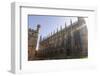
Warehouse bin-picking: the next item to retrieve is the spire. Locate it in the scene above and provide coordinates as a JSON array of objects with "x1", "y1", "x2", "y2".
[
  {"x1": 70, "y1": 19, "x2": 72, "y2": 26},
  {"x1": 57, "y1": 27, "x2": 58, "y2": 33},
  {"x1": 60, "y1": 25, "x2": 62, "y2": 31},
  {"x1": 70, "y1": 19, "x2": 73, "y2": 33},
  {"x1": 65, "y1": 22, "x2": 67, "y2": 28},
  {"x1": 51, "y1": 32, "x2": 52, "y2": 36}
]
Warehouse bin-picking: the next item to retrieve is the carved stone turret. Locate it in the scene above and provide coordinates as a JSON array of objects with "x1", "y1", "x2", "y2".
[
  {"x1": 70, "y1": 19, "x2": 72, "y2": 26},
  {"x1": 37, "y1": 24, "x2": 41, "y2": 32},
  {"x1": 78, "y1": 17, "x2": 86, "y2": 25},
  {"x1": 65, "y1": 22, "x2": 67, "y2": 28}
]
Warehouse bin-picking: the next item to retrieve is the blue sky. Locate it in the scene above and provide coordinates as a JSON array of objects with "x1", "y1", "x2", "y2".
[{"x1": 28, "y1": 15, "x2": 78, "y2": 38}]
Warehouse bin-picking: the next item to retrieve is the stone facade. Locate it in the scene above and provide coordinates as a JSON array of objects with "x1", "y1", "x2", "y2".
[{"x1": 37, "y1": 17, "x2": 88, "y2": 59}]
